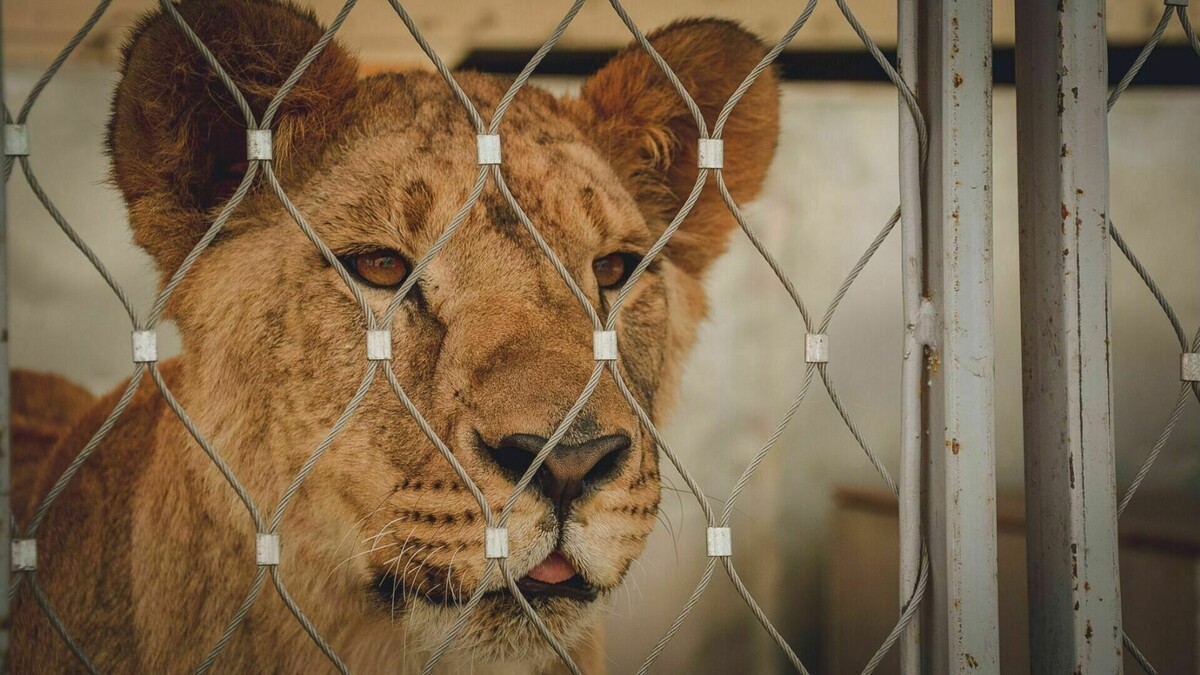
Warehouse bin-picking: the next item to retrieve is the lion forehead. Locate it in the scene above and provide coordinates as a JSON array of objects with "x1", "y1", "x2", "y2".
[{"x1": 295, "y1": 73, "x2": 650, "y2": 256}]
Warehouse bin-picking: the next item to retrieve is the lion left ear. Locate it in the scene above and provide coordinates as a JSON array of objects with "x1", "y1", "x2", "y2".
[
  {"x1": 107, "y1": 0, "x2": 359, "y2": 278},
  {"x1": 569, "y1": 19, "x2": 781, "y2": 277}
]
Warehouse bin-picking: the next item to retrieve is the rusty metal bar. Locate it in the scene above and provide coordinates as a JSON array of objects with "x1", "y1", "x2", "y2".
[
  {"x1": 917, "y1": 0, "x2": 1001, "y2": 671},
  {"x1": 0, "y1": 0, "x2": 12, "y2": 668},
  {"x1": 1015, "y1": 0, "x2": 1124, "y2": 673}
]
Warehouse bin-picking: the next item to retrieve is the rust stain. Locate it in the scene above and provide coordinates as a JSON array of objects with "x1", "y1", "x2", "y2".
[
  {"x1": 1061, "y1": 203, "x2": 1071, "y2": 220},
  {"x1": 1085, "y1": 621, "x2": 1094, "y2": 641},
  {"x1": 953, "y1": 73, "x2": 964, "y2": 88},
  {"x1": 965, "y1": 653, "x2": 980, "y2": 669},
  {"x1": 951, "y1": 438, "x2": 961, "y2": 455}
]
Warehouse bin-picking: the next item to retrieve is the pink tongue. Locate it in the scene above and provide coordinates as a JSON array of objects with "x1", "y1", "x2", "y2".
[{"x1": 527, "y1": 551, "x2": 576, "y2": 584}]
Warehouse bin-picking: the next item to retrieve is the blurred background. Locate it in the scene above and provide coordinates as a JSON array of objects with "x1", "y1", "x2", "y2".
[{"x1": 4, "y1": 1, "x2": 1199, "y2": 672}]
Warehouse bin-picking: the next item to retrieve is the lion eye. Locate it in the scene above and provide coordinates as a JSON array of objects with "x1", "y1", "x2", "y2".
[
  {"x1": 345, "y1": 249, "x2": 410, "y2": 288},
  {"x1": 593, "y1": 253, "x2": 640, "y2": 290}
]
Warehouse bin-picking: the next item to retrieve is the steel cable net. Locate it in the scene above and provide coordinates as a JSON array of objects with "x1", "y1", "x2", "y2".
[
  {"x1": 1104, "y1": 4, "x2": 1200, "y2": 674},
  {"x1": 2, "y1": 0, "x2": 931, "y2": 672}
]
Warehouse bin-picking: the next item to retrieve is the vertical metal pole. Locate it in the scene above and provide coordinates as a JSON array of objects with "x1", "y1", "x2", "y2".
[
  {"x1": 917, "y1": 0, "x2": 1001, "y2": 671},
  {"x1": 0, "y1": 0, "x2": 12, "y2": 669},
  {"x1": 896, "y1": 0, "x2": 925, "y2": 672},
  {"x1": 1015, "y1": 1, "x2": 1123, "y2": 673}
]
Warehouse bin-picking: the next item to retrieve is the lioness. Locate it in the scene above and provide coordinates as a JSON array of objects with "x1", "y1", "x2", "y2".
[{"x1": 12, "y1": 0, "x2": 779, "y2": 671}]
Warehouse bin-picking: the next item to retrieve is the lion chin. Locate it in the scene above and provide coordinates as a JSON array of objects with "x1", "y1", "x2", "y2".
[
  {"x1": 407, "y1": 595, "x2": 603, "y2": 666},
  {"x1": 10, "y1": 0, "x2": 779, "y2": 672}
]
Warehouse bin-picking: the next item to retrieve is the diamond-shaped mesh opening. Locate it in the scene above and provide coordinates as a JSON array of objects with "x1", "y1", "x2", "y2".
[{"x1": 1102, "y1": 6, "x2": 1200, "y2": 674}]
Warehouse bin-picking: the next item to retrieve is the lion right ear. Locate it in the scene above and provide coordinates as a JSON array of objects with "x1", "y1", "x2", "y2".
[
  {"x1": 107, "y1": 0, "x2": 359, "y2": 276},
  {"x1": 570, "y1": 19, "x2": 780, "y2": 278}
]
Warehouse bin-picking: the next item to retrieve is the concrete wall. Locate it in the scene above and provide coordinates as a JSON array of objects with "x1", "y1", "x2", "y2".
[{"x1": 6, "y1": 64, "x2": 1199, "y2": 672}]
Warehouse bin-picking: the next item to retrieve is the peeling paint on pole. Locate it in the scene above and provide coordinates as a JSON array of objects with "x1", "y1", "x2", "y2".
[
  {"x1": 1016, "y1": 0, "x2": 1124, "y2": 672},
  {"x1": 917, "y1": 0, "x2": 1001, "y2": 671}
]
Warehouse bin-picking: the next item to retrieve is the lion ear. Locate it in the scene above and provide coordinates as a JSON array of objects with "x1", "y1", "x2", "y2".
[
  {"x1": 571, "y1": 19, "x2": 780, "y2": 276},
  {"x1": 107, "y1": 0, "x2": 359, "y2": 275}
]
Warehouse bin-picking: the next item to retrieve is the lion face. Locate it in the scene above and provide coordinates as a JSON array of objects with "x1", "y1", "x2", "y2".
[{"x1": 107, "y1": 0, "x2": 778, "y2": 664}]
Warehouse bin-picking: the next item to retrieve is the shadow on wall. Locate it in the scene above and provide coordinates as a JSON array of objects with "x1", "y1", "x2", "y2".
[{"x1": 6, "y1": 68, "x2": 1200, "y2": 672}]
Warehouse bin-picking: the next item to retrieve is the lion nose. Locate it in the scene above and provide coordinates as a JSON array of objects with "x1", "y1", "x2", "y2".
[{"x1": 484, "y1": 433, "x2": 632, "y2": 511}]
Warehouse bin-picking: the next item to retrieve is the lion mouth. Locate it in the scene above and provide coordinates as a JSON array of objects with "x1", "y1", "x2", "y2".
[
  {"x1": 515, "y1": 550, "x2": 597, "y2": 601},
  {"x1": 514, "y1": 574, "x2": 596, "y2": 601},
  {"x1": 369, "y1": 550, "x2": 598, "y2": 608}
]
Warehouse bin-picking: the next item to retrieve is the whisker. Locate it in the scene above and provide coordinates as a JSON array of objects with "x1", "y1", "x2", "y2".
[
  {"x1": 325, "y1": 487, "x2": 400, "y2": 585},
  {"x1": 386, "y1": 544, "x2": 408, "y2": 623},
  {"x1": 408, "y1": 544, "x2": 447, "y2": 601},
  {"x1": 445, "y1": 543, "x2": 466, "y2": 605}
]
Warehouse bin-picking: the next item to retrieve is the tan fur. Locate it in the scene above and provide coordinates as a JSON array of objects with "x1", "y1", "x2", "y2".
[
  {"x1": 10, "y1": 371, "x2": 95, "y2": 522},
  {"x1": 12, "y1": 1, "x2": 779, "y2": 672}
]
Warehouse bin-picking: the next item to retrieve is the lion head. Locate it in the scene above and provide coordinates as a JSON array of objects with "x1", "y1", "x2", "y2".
[{"x1": 98, "y1": 0, "x2": 778, "y2": 669}]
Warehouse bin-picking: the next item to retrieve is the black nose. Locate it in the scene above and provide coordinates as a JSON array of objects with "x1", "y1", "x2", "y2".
[{"x1": 483, "y1": 433, "x2": 632, "y2": 511}]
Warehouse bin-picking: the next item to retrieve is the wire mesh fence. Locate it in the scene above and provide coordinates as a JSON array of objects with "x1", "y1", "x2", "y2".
[
  {"x1": 1, "y1": 0, "x2": 947, "y2": 671},
  {"x1": 1104, "y1": 4, "x2": 1200, "y2": 674},
  {"x1": 39, "y1": 0, "x2": 1200, "y2": 670}
]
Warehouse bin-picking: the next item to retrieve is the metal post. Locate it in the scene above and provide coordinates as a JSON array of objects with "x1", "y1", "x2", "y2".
[
  {"x1": 896, "y1": 0, "x2": 925, "y2": 672},
  {"x1": 917, "y1": 0, "x2": 1001, "y2": 672},
  {"x1": 0, "y1": 0, "x2": 12, "y2": 669},
  {"x1": 1015, "y1": 1, "x2": 1123, "y2": 673}
]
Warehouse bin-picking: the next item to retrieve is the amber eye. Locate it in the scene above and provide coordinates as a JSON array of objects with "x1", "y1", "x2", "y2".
[
  {"x1": 344, "y1": 249, "x2": 410, "y2": 288},
  {"x1": 593, "y1": 252, "x2": 640, "y2": 290}
]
